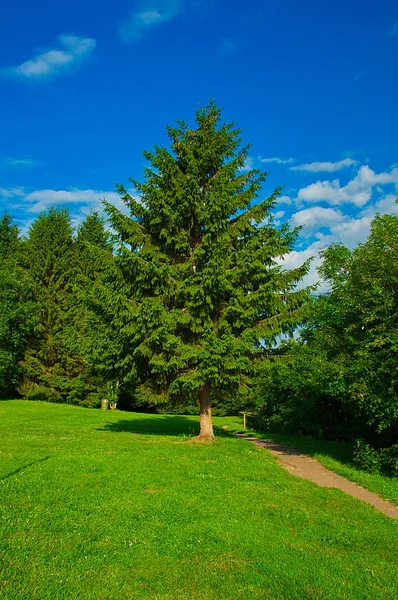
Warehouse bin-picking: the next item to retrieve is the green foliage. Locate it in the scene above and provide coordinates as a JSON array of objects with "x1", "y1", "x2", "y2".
[
  {"x1": 0, "y1": 215, "x2": 38, "y2": 396},
  {"x1": 76, "y1": 210, "x2": 113, "y2": 278},
  {"x1": 0, "y1": 212, "x2": 19, "y2": 260},
  {"x1": 257, "y1": 214, "x2": 398, "y2": 475},
  {"x1": 18, "y1": 208, "x2": 77, "y2": 400},
  {"x1": 256, "y1": 342, "x2": 352, "y2": 440},
  {"x1": 14, "y1": 208, "x2": 107, "y2": 406},
  {"x1": 353, "y1": 440, "x2": 398, "y2": 477},
  {"x1": 92, "y1": 102, "x2": 312, "y2": 416}
]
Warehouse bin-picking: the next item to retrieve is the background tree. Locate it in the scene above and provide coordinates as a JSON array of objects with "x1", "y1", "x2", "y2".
[
  {"x1": 257, "y1": 213, "x2": 398, "y2": 474},
  {"x1": 68, "y1": 211, "x2": 115, "y2": 406},
  {"x1": 18, "y1": 208, "x2": 77, "y2": 401},
  {"x1": 0, "y1": 214, "x2": 37, "y2": 396},
  {"x1": 93, "y1": 102, "x2": 313, "y2": 439},
  {"x1": 0, "y1": 212, "x2": 19, "y2": 260},
  {"x1": 319, "y1": 214, "x2": 398, "y2": 460}
]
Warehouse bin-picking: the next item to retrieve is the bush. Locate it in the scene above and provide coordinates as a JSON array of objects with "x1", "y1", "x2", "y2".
[{"x1": 353, "y1": 440, "x2": 398, "y2": 477}]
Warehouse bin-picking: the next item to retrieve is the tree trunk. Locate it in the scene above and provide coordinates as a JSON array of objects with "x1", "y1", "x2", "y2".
[{"x1": 198, "y1": 382, "x2": 214, "y2": 440}]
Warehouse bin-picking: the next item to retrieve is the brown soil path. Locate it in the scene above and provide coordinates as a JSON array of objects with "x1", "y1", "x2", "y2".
[{"x1": 234, "y1": 434, "x2": 398, "y2": 520}]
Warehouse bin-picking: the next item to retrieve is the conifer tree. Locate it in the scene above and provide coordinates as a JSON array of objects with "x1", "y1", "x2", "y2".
[
  {"x1": 100, "y1": 102, "x2": 312, "y2": 439},
  {"x1": 0, "y1": 213, "x2": 37, "y2": 396},
  {"x1": 76, "y1": 211, "x2": 112, "y2": 278},
  {"x1": 19, "y1": 208, "x2": 79, "y2": 401},
  {"x1": 0, "y1": 212, "x2": 19, "y2": 260},
  {"x1": 67, "y1": 211, "x2": 115, "y2": 405}
]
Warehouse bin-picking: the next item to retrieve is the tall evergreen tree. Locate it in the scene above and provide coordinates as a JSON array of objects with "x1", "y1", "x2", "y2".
[
  {"x1": 18, "y1": 208, "x2": 78, "y2": 401},
  {"x1": 0, "y1": 213, "x2": 37, "y2": 396},
  {"x1": 76, "y1": 211, "x2": 112, "y2": 278},
  {"x1": 97, "y1": 103, "x2": 312, "y2": 438},
  {"x1": 66, "y1": 211, "x2": 115, "y2": 405},
  {"x1": 0, "y1": 212, "x2": 19, "y2": 260}
]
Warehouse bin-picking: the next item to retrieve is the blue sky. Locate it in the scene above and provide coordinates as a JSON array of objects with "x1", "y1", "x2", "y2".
[{"x1": 1, "y1": 0, "x2": 397, "y2": 286}]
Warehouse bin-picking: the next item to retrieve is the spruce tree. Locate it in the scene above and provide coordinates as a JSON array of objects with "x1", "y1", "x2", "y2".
[
  {"x1": 67, "y1": 211, "x2": 115, "y2": 405},
  {"x1": 0, "y1": 212, "x2": 19, "y2": 260},
  {"x1": 100, "y1": 102, "x2": 312, "y2": 439},
  {"x1": 76, "y1": 211, "x2": 112, "y2": 278},
  {"x1": 0, "y1": 213, "x2": 37, "y2": 396},
  {"x1": 19, "y1": 208, "x2": 78, "y2": 401}
]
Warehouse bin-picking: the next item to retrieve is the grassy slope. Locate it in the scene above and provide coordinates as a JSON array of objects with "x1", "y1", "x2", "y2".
[
  {"x1": 233, "y1": 430, "x2": 398, "y2": 507},
  {"x1": 0, "y1": 401, "x2": 397, "y2": 600}
]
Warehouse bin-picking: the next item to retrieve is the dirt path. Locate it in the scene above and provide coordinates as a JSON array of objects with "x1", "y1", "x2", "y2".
[{"x1": 234, "y1": 434, "x2": 398, "y2": 520}]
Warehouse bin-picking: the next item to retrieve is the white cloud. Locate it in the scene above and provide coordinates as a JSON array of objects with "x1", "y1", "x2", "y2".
[
  {"x1": 278, "y1": 195, "x2": 292, "y2": 205},
  {"x1": 279, "y1": 185, "x2": 398, "y2": 291},
  {"x1": 4, "y1": 157, "x2": 39, "y2": 168},
  {"x1": 119, "y1": 0, "x2": 183, "y2": 42},
  {"x1": 297, "y1": 165, "x2": 398, "y2": 207},
  {"x1": 23, "y1": 189, "x2": 118, "y2": 213},
  {"x1": 2, "y1": 34, "x2": 96, "y2": 80},
  {"x1": 387, "y1": 22, "x2": 398, "y2": 36},
  {"x1": 328, "y1": 215, "x2": 372, "y2": 246},
  {"x1": 361, "y1": 193, "x2": 398, "y2": 217},
  {"x1": 0, "y1": 187, "x2": 134, "y2": 216},
  {"x1": 291, "y1": 158, "x2": 357, "y2": 172},
  {"x1": 278, "y1": 241, "x2": 324, "y2": 291},
  {"x1": 0, "y1": 187, "x2": 26, "y2": 198},
  {"x1": 292, "y1": 206, "x2": 343, "y2": 235},
  {"x1": 279, "y1": 214, "x2": 374, "y2": 292},
  {"x1": 261, "y1": 157, "x2": 294, "y2": 165}
]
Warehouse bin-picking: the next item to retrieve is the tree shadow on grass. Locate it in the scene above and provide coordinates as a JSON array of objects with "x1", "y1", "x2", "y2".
[
  {"x1": 98, "y1": 414, "x2": 232, "y2": 438},
  {"x1": 1, "y1": 456, "x2": 50, "y2": 481}
]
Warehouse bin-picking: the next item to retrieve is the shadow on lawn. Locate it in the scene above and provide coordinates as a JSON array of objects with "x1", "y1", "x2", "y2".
[
  {"x1": 98, "y1": 414, "x2": 232, "y2": 438},
  {"x1": 253, "y1": 431, "x2": 355, "y2": 467},
  {"x1": 1, "y1": 456, "x2": 50, "y2": 481}
]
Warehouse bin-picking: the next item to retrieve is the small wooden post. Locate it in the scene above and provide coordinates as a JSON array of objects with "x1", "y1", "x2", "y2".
[
  {"x1": 243, "y1": 413, "x2": 247, "y2": 429},
  {"x1": 101, "y1": 399, "x2": 109, "y2": 411}
]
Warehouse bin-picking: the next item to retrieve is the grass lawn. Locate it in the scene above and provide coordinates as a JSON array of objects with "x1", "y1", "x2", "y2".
[
  {"x1": 1, "y1": 401, "x2": 397, "y2": 600},
  {"x1": 249, "y1": 432, "x2": 398, "y2": 507}
]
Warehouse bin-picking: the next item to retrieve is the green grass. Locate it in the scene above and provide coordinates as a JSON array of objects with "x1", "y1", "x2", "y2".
[
  {"x1": 1, "y1": 401, "x2": 397, "y2": 600},
  {"x1": 243, "y1": 432, "x2": 398, "y2": 507}
]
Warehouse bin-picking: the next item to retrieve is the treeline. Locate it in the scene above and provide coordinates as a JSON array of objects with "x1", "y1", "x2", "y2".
[{"x1": 0, "y1": 209, "x2": 113, "y2": 407}]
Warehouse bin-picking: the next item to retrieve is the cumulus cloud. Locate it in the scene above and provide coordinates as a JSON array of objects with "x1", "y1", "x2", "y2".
[
  {"x1": 292, "y1": 206, "x2": 344, "y2": 235},
  {"x1": 297, "y1": 165, "x2": 398, "y2": 207},
  {"x1": 279, "y1": 213, "x2": 374, "y2": 292},
  {"x1": 361, "y1": 193, "x2": 398, "y2": 217},
  {"x1": 291, "y1": 158, "x2": 357, "y2": 172},
  {"x1": 328, "y1": 215, "x2": 372, "y2": 246},
  {"x1": 0, "y1": 187, "x2": 133, "y2": 215},
  {"x1": 278, "y1": 195, "x2": 292, "y2": 205},
  {"x1": 1, "y1": 34, "x2": 96, "y2": 80},
  {"x1": 279, "y1": 180, "x2": 398, "y2": 291},
  {"x1": 277, "y1": 241, "x2": 324, "y2": 290},
  {"x1": 261, "y1": 157, "x2": 294, "y2": 165},
  {"x1": 119, "y1": 0, "x2": 183, "y2": 42}
]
